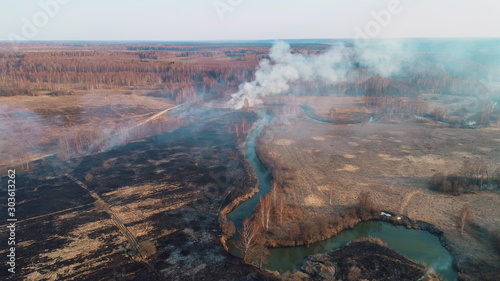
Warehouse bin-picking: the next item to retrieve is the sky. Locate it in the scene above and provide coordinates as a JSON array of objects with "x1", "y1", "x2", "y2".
[{"x1": 0, "y1": 0, "x2": 499, "y2": 42}]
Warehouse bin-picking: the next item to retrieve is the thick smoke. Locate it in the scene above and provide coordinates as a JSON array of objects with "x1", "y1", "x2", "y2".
[
  {"x1": 356, "y1": 39, "x2": 413, "y2": 77},
  {"x1": 227, "y1": 41, "x2": 350, "y2": 109},
  {"x1": 227, "y1": 40, "x2": 413, "y2": 109}
]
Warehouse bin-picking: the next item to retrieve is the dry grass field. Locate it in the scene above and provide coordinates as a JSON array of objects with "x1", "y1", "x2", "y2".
[
  {"x1": 0, "y1": 91, "x2": 182, "y2": 169},
  {"x1": 257, "y1": 95, "x2": 500, "y2": 280},
  {"x1": 0, "y1": 40, "x2": 498, "y2": 280}
]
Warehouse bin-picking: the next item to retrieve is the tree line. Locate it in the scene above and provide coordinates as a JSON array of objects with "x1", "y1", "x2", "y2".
[{"x1": 224, "y1": 183, "x2": 378, "y2": 268}]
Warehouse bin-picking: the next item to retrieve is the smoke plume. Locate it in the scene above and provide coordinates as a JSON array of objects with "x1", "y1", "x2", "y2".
[{"x1": 227, "y1": 40, "x2": 413, "y2": 109}]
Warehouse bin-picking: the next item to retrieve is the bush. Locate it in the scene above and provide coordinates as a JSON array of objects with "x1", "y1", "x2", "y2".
[
  {"x1": 221, "y1": 220, "x2": 236, "y2": 237},
  {"x1": 84, "y1": 173, "x2": 94, "y2": 182},
  {"x1": 47, "y1": 90, "x2": 74, "y2": 96},
  {"x1": 347, "y1": 266, "x2": 362, "y2": 281},
  {"x1": 0, "y1": 88, "x2": 34, "y2": 96},
  {"x1": 430, "y1": 172, "x2": 478, "y2": 195},
  {"x1": 356, "y1": 191, "x2": 375, "y2": 218},
  {"x1": 492, "y1": 231, "x2": 500, "y2": 255},
  {"x1": 138, "y1": 241, "x2": 157, "y2": 258}
]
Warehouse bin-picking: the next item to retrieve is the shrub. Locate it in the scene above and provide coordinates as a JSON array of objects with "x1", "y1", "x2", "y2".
[
  {"x1": 492, "y1": 230, "x2": 500, "y2": 255},
  {"x1": 138, "y1": 241, "x2": 157, "y2": 258},
  {"x1": 347, "y1": 266, "x2": 362, "y2": 281},
  {"x1": 0, "y1": 88, "x2": 34, "y2": 96},
  {"x1": 84, "y1": 173, "x2": 94, "y2": 182},
  {"x1": 221, "y1": 220, "x2": 236, "y2": 237},
  {"x1": 356, "y1": 191, "x2": 375, "y2": 218}
]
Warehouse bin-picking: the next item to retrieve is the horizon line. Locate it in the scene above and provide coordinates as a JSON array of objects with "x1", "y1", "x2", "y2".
[{"x1": 1, "y1": 36, "x2": 499, "y2": 44}]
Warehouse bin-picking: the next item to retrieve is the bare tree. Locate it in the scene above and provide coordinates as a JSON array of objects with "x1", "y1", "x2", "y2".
[
  {"x1": 236, "y1": 219, "x2": 261, "y2": 262},
  {"x1": 243, "y1": 98, "x2": 250, "y2": 111},
  {"x1": 460, "y1": 204, "x2": 472, "y2": 236},
  {"x1": 270, "y1": 182, "x2": 278, "y2": 207},
  {"x1": 277, "y1": 191, "x2": 285, "y2": 225},
  {"x1": 480, "y1": 101, "x2": 494, "y2": 127},
  {"x1": 258, "y1": 196, "x2": 266, "y2": 229},
  {"x1": 472, "y1": 160, "x2": 488, "y2": 187},
  {"x1": 432, "y1": 107, "x2": 447, "y2": 125},
  {"x1": 357, "y1": 191, "x2": 374, "y2": 216},
  {"x1": 249, "y1": 239, "x2": 270, "y2": 269},
  {"x1": 258, "y1": 195, "x2": 272, "y2": 231},
  {"x1": 459, "y1": 160, "x2": 474, "y2": 178},
  {"x1": 328, "y1": 184, "x2": 335, "y2": 206},
  {"x1": 460, "y1": 159, "x2": 488, "y2": 188}
]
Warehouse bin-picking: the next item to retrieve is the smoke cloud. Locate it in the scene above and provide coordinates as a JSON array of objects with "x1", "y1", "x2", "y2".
[
  {"x1": 226, "y1": 40, "x2": 413, "y2": 109},
  {"x1": 356, "y1": 39, "x2": 413, "y2": 77}
]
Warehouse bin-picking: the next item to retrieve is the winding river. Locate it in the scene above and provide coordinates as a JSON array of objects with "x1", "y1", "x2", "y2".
[{"x1": 226, "y1": 110, "x2": 457, "y2": 281}]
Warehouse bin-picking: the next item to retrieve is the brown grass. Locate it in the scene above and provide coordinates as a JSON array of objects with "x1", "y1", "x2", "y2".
[
  {"x1": 257, "y1": 95, "x2": 500, "y2": 277},
  {"x1": 0, "y1": 92, "x2": 178, "y2": 167}
]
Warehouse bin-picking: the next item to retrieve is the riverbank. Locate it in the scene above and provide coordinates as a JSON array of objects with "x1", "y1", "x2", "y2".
[
  {"x1": 219, "y1": 110, "x2": 268, "y2": 252},
  {"x1": 288, "y1": 238, "x2": 439, "y2": 281},
  {"x1": 255, "y1": 107, "x2": 500, "y2": 280},
  {"x1": 219, "y1": 109, "x2": 459, "y2": 280}
]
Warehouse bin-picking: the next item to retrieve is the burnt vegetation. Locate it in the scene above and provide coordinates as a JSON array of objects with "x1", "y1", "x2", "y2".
[
  {"x1": 1, "y1": 40, "x2": 499, "y2": 280},
  {"x1": 430, "y1": 159, "x2": 499, "y2": 195},
  {"x1": 287, "y1": 238, "x2": 430, "y2": 281},
  {"x1": 0, "y1": 110, "x2": 276, "y2": 281}
]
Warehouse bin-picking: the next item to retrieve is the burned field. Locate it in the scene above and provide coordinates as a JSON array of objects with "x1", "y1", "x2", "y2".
[
  {"x1": 0, "y1": 109, "x2": 276, "y2": 281},
  {"x1": 295, "y1": 239, "x2": 430, "y2": 281},
  {"x1": 0, "y1": 39, "x2": 499, "y2": 281}
]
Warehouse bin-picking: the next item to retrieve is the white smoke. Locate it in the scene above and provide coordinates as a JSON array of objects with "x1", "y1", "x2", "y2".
[
  {"x1": 227, "y1": 41, "x2": 351, "y2": 109},
  {"x1": 356, "y1": 39, "x2": 412, "y2": 77},
  {"x1": 226, "y1": 40, "x2": 413, "y2": 109}
]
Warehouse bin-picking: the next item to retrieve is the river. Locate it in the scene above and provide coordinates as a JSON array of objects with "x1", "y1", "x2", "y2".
[{"x1": 226, "y1": 109, "x2": 457, "y2": 281}]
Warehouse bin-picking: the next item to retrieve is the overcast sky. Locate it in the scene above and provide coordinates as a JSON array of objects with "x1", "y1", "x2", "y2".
[{"x1": 1, "y1": 0, "x2": 499, "y2": 41}]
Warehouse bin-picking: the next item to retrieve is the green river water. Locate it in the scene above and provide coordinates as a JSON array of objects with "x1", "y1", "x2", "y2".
[{"x1": 227, "y1": 110, "x2": 457, "y2": 281}]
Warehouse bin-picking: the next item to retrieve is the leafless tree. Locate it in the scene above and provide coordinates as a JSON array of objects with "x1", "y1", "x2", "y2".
[
  {"x1": 249, "y1": 240, "x2": 270, "y2": 269},
  {"x1": 258, "y1": 195, "x2": 272, "y2": 231},
  {"x1": 236, "y1": 219, "x2": 261, "y2": 262},
  {"x1": 460, "y1": 204, "x2": 472, "y2": 236},
  {"x1": 328, "y1": 184, "x2": 335, "y2": 206},
  {"x1": 432, "y1": 107, "x2": 447, "y2": 125},
  {"x1": 243, "y1": 98, "x2": 250, "y2": 111},
  {"x1": 277, "y1": 191, "x2": 285, "y2": 225},
  {"x1": 357, "y1": 191, "x2": 374, "y2": 216},
  {"x1": 270, "y1": 182, "x2": 278, "y2": 207}
]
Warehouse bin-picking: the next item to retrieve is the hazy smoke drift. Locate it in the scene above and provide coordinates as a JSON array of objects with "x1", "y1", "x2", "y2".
[
  {"x1": 227, "y1": 40, "x2": 412, "y2": 109},
  {"x1": 227, "y1": 41, "x2": 350, "y2": 109}
]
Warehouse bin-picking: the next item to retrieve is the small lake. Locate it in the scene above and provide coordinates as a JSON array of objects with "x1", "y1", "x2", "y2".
[{"x1": 226, "y1": 110, "x2": 457, "y2": 281}]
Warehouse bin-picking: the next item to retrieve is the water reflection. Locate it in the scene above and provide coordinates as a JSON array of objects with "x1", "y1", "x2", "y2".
[{"x1": 266, "y1": 221, "x2": 456, "y2": 281}]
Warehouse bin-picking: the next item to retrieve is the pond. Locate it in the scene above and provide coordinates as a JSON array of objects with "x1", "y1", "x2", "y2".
[{"x1": 226, "y1": 110, "x2": 457, "y2": 281}]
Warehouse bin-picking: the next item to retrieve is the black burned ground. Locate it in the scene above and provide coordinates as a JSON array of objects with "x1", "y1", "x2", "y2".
[{"x1": 0, "y1": 109, "x2": 277, "y2": 281}]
